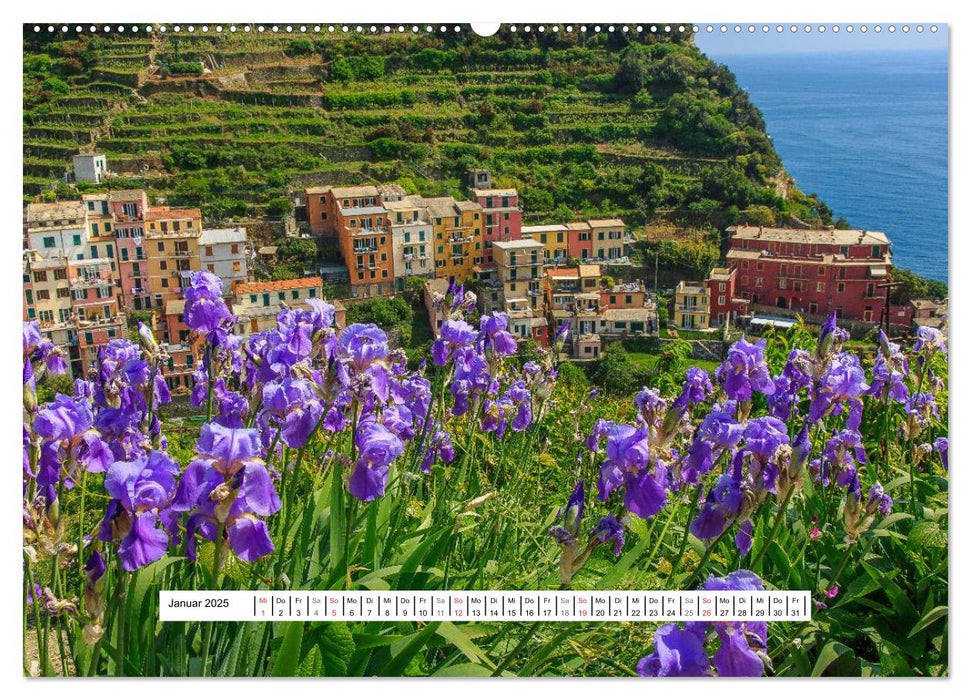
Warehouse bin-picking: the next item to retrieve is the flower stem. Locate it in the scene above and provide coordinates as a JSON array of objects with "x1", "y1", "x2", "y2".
[
  {"x1": 750, "y1": 487, "x2": 795, "y2": 570},
  {"x1": 666, "y1": 483, "x2": 703, "y2": 584},
  {"x1": 199, "y1": 523, "x2": 225, "y2": 677}
]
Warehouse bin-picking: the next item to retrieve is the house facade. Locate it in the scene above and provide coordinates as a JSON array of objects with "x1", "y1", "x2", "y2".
[
  {"x1": 473, "y1": 188, "x2": 522, "y2": 265},
  {"x1": 726, "y1": 225, "x2": 893, "y2": 323}
]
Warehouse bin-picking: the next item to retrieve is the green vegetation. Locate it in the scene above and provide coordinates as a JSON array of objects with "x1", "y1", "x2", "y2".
[{"x1": 23, "y1": 27, "x2": 829, "y2": 232}]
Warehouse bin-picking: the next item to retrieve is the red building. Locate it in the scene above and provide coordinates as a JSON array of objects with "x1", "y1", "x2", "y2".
[
  {"x1": 705, "y1": 267, "x2": 750, "y2": 327},
  {"x1": 566, "y1": 222, "x2": 593, "y2": 260},
  {"x1": 473, "y1": 188, "x2": 522, "y2": 265},
  {"x1": 726, "y1": 226, "x2": 893, "y2": 323}
]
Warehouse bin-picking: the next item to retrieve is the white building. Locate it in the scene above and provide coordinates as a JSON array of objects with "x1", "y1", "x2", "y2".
[
  {"x1": 72, "y1": 153, "x2": 108, "y2": 184},
  {"x1": 199, "y1": 227, "x2": 248, "y2": 294},
  {"x1": 385, "y1": 196, "x2": 434, "y2": 289},
  {"x1": 24, "y1": 201, "x2": 90, "y2": 261}
]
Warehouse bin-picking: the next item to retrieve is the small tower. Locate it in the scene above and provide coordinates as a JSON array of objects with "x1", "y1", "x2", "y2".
[{"x1": 467, "y1": 168, "x2": 491, "y2": 191}]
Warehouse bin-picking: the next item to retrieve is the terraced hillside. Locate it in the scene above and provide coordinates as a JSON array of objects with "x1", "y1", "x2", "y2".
[{"x1": 24, "y1": 26, "x2": 834, "y2": 234}]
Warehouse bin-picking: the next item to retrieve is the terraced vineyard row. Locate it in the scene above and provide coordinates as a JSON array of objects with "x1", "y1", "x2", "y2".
[{"x1": 24, "y1": 26, "x2": 830, "y2": 235}]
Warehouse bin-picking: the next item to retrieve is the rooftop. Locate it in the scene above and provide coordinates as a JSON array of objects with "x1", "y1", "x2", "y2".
[
  {"x1": 677, "y1": 281, "x2": 708, "y2": 295},
  {"x1": 473, "y1": 188, "x2": 517, "y2": 198},
  {"x1": 422, "y1": 197, "x2": 459, "y2": 219},
  {"x1": 383, "y1": 195, "x2": 426, "y2": 210},
  {"x1": 25, "y1": 201, "x2": 87, "y2": 225},
  {"x1": 330, "y1": 185, "x2": 380, "y2": 199},
  {"x1": 708, "y1": 267, "x2": 735, "y2": 282},
  {"x1": 108, "y1": 189, "x2": 146, "y2": 202},
  {"x1": 729, "y1": 225, "x2": 890, "y2": 247},
  {"x1": 565, "y1": 221, "x2": 592, "y2": 231},
  {"x1": 200, "y1": 227, "x2": 247, "y2": 245},
  {"x1": 424, "y1": 277, "x2": 450, "y2": 295},
  {"x1": 341, "y1": 206, "x2": 388, "y2": 217},
  {"x1": 578, "y1": 264, "x2": 601, "y2": 278},
  {"x1": 376, "y1": 184, "x2": 407, "y2": 198},
  {"x1": 522, "y1": 224, "x2": 568, "y2": 234},
  {"x1": 455, "y1": 200, "x2": 482, "y2": 212},
  {"x1": 493, "y1": 239, "x2": 544, "y2": 251},
  {"x1": 604, "y1": 308, "x2": 655, "y2": 322},
  {"x1": 257, "y1": 245, "x2": 278, "y2": 255},
  {"x1": 587, "y1": 218, "x2": 626, "y2": 228},
  {"x1": 145, "y1": 206, "x2": 202, "y2": 222},
  {"x1": 546, "y1": 268, "x2": 579, "y2": 279},
  {"x1": 236, "y1": 276, "x2": 323, "y2": 294}
]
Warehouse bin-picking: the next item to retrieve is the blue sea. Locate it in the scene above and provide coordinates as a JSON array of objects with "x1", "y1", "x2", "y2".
[{"x1": 701, "y1": 50, "x2": 948, "y2": 282}]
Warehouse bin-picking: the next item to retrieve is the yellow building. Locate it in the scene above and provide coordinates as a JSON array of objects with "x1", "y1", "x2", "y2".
[
  {"x1": 143, "y1": 207, "x2": 203, "y2": 339},
  {"x1": 521, "y1": 224, "x2": 569, "y2": 265},
  {"x1": 672, "y1": 280, "x2": 711, "y2": 331},
  {"x1": 424, "y1": 197, "x2": 483, "y2": 282}
]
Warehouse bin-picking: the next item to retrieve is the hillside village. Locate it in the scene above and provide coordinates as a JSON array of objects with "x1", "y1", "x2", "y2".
[{"x1": 24, "y1": 156, "x2": 945, "y2": 392}]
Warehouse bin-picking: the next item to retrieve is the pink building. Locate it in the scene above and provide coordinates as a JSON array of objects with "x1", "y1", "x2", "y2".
[
  {"x1": 473, "y1": 188, "x2": 522, "y2": 265},
  {"x1": 107, "y1": 190, "x2": 152, "y2": 312},
  {"x1": 566, "y1": 222, "x2": 593, "y2": 260}
]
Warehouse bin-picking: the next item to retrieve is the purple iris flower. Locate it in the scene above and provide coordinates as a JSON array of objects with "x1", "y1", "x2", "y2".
[
  {"x1": 683, "y1": 402, "x2": 743, "y2": 484},
  {"x1": 933, "y1": 436, "x2": 948, "y2": 470},
  {"x1": 702, "y1": 570, "x2": 768, "y2": 677},
  {"x1": 450, "y1": 346, "x2": 494, "y2": 417},
  {"x1": 173, "y1": 423, "x2": 281, "y2": 563},
  {"x1": 347, "y1": 419, "x2": 405, "y2": 502},
  {"x1": 596, "y1": 423, "x2": 667, "y2": 519},
  {"x1": 818, "y1": 429, "x2": 867, "y2": 489},
  {"x1": 637, "y1": 623, "x2": 711, "y2": 677},
  {"x1": 338, "y1": 323, "x2": 391, "y2": 402},
  {"x1": 184, "y1": 271, "x2": 234, "y2": 342},
  {"x1": 682, "y1": 367, "x2": 714, "y2": 405},
  {"x1": 816, "y1": 312, "x2": 838, "y2": 360},
  {"x1": 479, "y1": 312, "x2": 518, "y2": 357},
  {"x1": 549, "y1": 480, "x2": 585, "y2": 546},
  {"x1": 716, "y1": 337, "x2": 775, "y2": 402},
  {"x1": 913, "y1": 325, "x2": 947, "y2": 360},
  {"x1": 98, "y1": 451, "x2": 180, "y2": 571},
  {"x1": 734, "y1": 519, "x2": 754, "y2": 556},
  {"x1": 260, "y1": 378, "x2": 324, "y2": 449},
  {"x1": 419, "y1": 427, "x2": 454, "y2": 472},
  {"x1": 866, "y1": 482, "x2": 893, "y2": 517},
  {"x1": 691, "y1": 462, "x2": 745, "y2": 540},
  {"x1": 633, "y1": 387, "x2": 667, "y2": 433},
  {"x1": 34, "y1": 395, "x2": 113, "y2": 476},
  {"x1": 23, "y1": 321, "x2": 68, "y2": 381},
  {"x1": 431, "y1": 319, "x2": 478, "y2": 367},
  {"x1": 590, "y1": 514, "x2": 625, "y2": 556},
  {"x1": 809, "y1": 353, "x2": 868, "y2": 430},
  {"x1": 905, "y1": 391, "x2": 940, "y2": 431}
]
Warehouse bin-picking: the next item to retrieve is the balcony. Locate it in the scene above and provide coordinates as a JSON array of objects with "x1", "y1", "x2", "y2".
[
  {"x1": 70, "y1": 276, "x2": 112, "y2": 289},
  {"x1": 675, "y1": 305, "x2": 706, "y2": 313},
  {"x1": 353, "y1": 245, "x2": 377, "y2": 254}
]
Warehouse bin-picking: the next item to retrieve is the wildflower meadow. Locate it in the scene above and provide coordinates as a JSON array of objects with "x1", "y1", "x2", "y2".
[{"x1": 23, "y1": 272, "x2": 948, "y2": 677}]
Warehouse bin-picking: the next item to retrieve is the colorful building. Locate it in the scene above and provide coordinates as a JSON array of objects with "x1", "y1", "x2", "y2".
[
  {"x1": 426, "y1": 197, "x2": 484, "y2": 283},
  {"x1": 385, "y1": 196, "x2": 434, "y2": 288},
  {"x1": 473, "y1": 187, "x2": 522, "y2": 264},
  {"x1": 200, "y1": 227, "x2": 248, "y2": 294},
  {"x1": 107, "y1": 190, "x2": 152, "y2": 312},
  {"x1": 521, "y1": 224, "x2": 569, "y2": 266},
  {"x1": 566, "y1": 222, "x2": 594, "y2": 260},
  {"x1": 24, "y1": 201, "x2": 89, "y2": 261},
  {"x1": 143, "y1": 206, "x2": 203, "y2": 342},
  {"x1": 232, "y1": 277, "x2": 324, "y2": 336},
  {"x1": 726, "y1": 225, "x2": 893, "y2": 323},
  {"x1": 587, "y1": 219, "x2": 633, "y2": 263},
  {"x1": 672, "y1": 280, "x2": 711, "y2": 330},
  {"x1": 492, "y1": 238, "x2": 548, "y2": 346}
]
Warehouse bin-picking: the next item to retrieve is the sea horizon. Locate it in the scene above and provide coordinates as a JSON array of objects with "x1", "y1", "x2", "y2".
[{"x1": 698, "y1": 45, "x2": 948, "y2": 284}]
